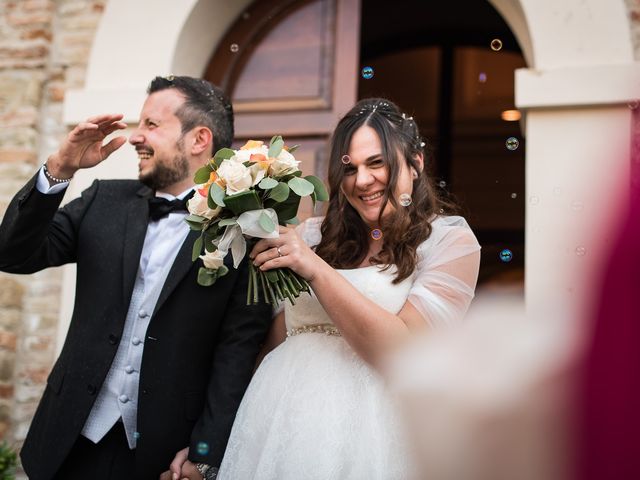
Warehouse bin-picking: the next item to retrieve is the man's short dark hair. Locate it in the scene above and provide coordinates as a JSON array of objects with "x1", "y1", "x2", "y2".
[{"x1": 148, "y1": 75, "x2": 234, "y2": 153}]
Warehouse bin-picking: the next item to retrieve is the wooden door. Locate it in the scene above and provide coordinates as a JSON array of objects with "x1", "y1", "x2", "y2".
[{"x1": 204, "y1": 0, "x2": 360, "y2": 218}]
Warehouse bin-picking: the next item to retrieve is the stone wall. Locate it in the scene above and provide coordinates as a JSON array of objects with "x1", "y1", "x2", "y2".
[{"x1": 0, "y1": 0, "x2": 105, "y2": 463}]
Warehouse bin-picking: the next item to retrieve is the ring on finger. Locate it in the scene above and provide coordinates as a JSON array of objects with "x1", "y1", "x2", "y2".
[{"x1": 276, "y1": 246, "x2": 284, "y2": 257}]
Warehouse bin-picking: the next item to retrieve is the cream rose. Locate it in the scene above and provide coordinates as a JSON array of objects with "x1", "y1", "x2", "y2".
[
  {"x1": 199, "y1": 249, "x2": 226, "y2": 269},
  {"x1": 269, "y1": 149, "x2": 300, "y2": 177},
  {"x1": 187, "y1": 192, "x2": 221, "y2": 219},
  {"x1": 217, "y1": 159, "x2": 253, "y2": 194}
]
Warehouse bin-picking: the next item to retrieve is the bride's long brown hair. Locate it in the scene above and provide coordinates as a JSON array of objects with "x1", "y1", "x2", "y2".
[{"x1": 315, "y1": 98, "x2": 459, "y2": 283}]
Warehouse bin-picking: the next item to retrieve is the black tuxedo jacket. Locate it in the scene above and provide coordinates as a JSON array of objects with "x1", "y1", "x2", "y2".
[{"x1": 0, "y1": 173, "x2": 272, "y2": 479}]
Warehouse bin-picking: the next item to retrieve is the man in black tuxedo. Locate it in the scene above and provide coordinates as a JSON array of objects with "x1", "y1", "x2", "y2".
[{"x1": 0, "y1": 76, "x2": 272, "y2": 480}]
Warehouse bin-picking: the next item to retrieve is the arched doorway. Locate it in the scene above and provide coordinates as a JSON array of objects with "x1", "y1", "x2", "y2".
[
  {"x1": 59, "y1": 0, "x2": 637, "y2": 348},
  {"x1": 204, "y1": 0, "x2": 527, "y2": 288}
]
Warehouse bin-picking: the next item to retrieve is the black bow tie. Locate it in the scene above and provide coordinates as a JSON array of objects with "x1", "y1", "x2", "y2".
[{"x1": 148, "y1": 192, "x2": 193, "y2": 221}]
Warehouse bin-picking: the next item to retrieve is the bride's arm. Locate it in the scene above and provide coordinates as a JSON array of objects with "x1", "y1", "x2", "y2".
[
  {"x1": 251, "y1": 226, "x2": 480, "y2": 368},
  {"x1": 254, "y1": 311, "x2": 286, "y2": 369}
]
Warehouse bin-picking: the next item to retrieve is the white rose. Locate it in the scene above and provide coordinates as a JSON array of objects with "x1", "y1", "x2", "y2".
[
  {"x1": 231, "y1": 145, "x2": 270, "y2": 163},
  {"x1": 199, "y1": 249, "x2": 226, "y2": 269},
  {"x1": 269, "y1": 149, "x2": 300, "y2": 177},
  {"x1": 187, "y1": 192, "x2": 221, "y2": 219},
  {"x1": 217, "y1": 159, "x2": 253, "y2": 194}
]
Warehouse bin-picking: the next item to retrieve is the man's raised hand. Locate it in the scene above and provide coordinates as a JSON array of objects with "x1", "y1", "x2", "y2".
[{"x1": 46, "y1": 113, "x2": 128, "y2": 179}]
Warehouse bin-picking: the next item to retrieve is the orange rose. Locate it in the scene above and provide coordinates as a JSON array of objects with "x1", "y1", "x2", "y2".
[{"x1": 240, "y1": 140, "x2": 264, "y2": 150}]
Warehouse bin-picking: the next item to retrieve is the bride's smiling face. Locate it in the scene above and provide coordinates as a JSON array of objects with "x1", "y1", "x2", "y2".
[{"x1": 341, "y1": 125, "x2": 418, "y2": 227}]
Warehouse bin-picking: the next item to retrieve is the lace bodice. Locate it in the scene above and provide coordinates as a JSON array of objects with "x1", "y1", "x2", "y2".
[{"x1": 285, "y1": 215, "x2": 481, "y2": 329}]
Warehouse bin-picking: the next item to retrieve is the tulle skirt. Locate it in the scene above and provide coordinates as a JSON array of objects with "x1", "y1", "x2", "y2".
[{"x1": 218, "y1": 333, "x2": 413, "y2": 479}]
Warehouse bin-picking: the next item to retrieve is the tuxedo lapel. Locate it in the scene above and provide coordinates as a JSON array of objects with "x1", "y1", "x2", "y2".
[
  {"x1": 122, "y1": 186, "x2": 152, "y2": 305},
  {"x1": 153, "y1": 229, "x2": 199, "y2": 316}
]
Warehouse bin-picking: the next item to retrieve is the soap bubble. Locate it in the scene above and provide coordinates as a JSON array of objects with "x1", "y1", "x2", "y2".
[
  {"x1": 399, "y1": 193, "x2": 412, "y2": 206},
  {"x1": 499, "y1": 249, "x2": 513, "y2": 262},
  {"x1": 506, "y1": 137, "x2": 519, "y2": 151},
  {"x1": 196, "y1": 442, "x2": 209, "y2": 455}
]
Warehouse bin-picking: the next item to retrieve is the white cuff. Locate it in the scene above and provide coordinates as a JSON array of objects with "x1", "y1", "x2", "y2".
[{"x1": 36, "y1": 166, "x2": 69, "y2": 195}]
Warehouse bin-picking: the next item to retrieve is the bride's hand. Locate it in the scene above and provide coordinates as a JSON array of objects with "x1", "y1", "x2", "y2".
[{"x1": 250, "y1": 226, "x2": 321, "y2": 281}]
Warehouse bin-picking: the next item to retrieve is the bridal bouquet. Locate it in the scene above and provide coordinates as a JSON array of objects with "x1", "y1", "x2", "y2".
[{"x1": 185, "y1": 136, "x2": 328, "y2": 305}]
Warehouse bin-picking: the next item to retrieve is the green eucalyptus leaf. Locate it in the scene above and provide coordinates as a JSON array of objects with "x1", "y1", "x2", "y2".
[
  {"x1": 288, "y1": 177, "x2": 315, "y2": 197},
  {"x1": 185, "y1": 214, "x2": 207, "y2": 224},
  {"x1": 285, "y1": 216, "x2": 300, "y2": 225},
  {"x1": 304, "y1": 175, "x2": 329, "y2": 201},
  {"x1": 258, "y1": 177, "x2": 279, "y2": 190},
  {"x1": 258, "y1": 211, "x2": 276, "y2": 233},
  {"x1": 209, "y1": 183, "x2": 226, "y2": 207},
  {"x1": 191, "y1": 235, "x2": 204, "y2": 262},
  {"x1": 269, "y1": 135, "x2": 280, "y2": 146},
  {"x1": 286, "y1": 144, "x2": 300, "y2": 153},
  {"x1": 268, "y1": 136, "x2": 284, "y2": 158},
  {"x1": 218, "y1": 217, "x2": 238, "y2": 227},
  {"x1": 224, "y1": 190, "x2": 262, "y2": 215},
  {"x1": 272, "y1": 192, "x2": 301, "y2": 222},
  {"x1": 268, "y1": 182, "x2": 290, "y2": 202},
  {"x1": 213, "y1": 147, "x2": 236, "y2": 167},
  {"x1": 194, "y1": 166, "x2": 212, "y2": 184},
  {"x1": 197, "y1": 267, "x2": 218, "y2": 286}
]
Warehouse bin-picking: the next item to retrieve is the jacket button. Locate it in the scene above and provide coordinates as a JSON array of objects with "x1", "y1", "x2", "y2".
[
  {"x1": 108, "y1": 334, "x2": 118, "y2": 345},
  {"x1": 87, "y1": 384, "x2": 97, "y2": 395}
]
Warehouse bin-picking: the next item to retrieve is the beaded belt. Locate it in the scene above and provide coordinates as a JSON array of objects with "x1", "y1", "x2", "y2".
[{"x1": 286, "y1": 323, "x2": 341, "y2": 337}]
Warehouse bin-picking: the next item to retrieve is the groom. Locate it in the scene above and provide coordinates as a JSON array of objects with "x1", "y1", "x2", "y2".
[{"x1": 0, "y1": 76, "x2": 272, "y2": 479}]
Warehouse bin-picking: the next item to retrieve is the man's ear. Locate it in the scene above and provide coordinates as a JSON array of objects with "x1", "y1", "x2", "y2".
[{"x1": 190, "y1": 127, "x2": 213, "y2": 156}]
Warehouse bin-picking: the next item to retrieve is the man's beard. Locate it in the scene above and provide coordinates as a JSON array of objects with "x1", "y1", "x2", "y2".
[{"x1": 139, "y1": 142, "x2": 190, "y2": 191}]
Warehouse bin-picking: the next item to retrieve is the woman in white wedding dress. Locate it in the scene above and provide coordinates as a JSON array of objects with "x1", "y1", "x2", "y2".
[{"x1": 221, "y1": 98, "x2": 481, "y2": 479}]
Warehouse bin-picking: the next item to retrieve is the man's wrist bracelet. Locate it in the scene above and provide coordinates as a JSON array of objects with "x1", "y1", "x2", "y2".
[{"x1": 43, "y1": 163, "x2": 73, "y2": 183}]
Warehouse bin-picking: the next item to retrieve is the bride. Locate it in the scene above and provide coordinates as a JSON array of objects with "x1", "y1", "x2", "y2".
[{"x1": 175, "y1": 98, "x2": 481, "y2": 479}]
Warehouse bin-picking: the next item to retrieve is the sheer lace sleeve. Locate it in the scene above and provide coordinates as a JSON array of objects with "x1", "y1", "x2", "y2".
[{"x1": 408, "y1": 216, "x2": 481, "y2": 327}]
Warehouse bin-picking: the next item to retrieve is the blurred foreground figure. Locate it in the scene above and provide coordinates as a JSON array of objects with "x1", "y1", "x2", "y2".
[
  {"x1": 387, "y1": 293, "x2": 579, "y2": 480},
  {"x1": 576, "y1": 185, "x2": 640, "y2": 479},
  {"x1": 387, "y1": 184, "x2": 640, "y2": 480}
]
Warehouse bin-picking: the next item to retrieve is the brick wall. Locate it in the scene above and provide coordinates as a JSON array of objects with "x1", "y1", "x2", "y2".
[{"x1": 0, "y1": 1, "x2": 105, "y2": 468}]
